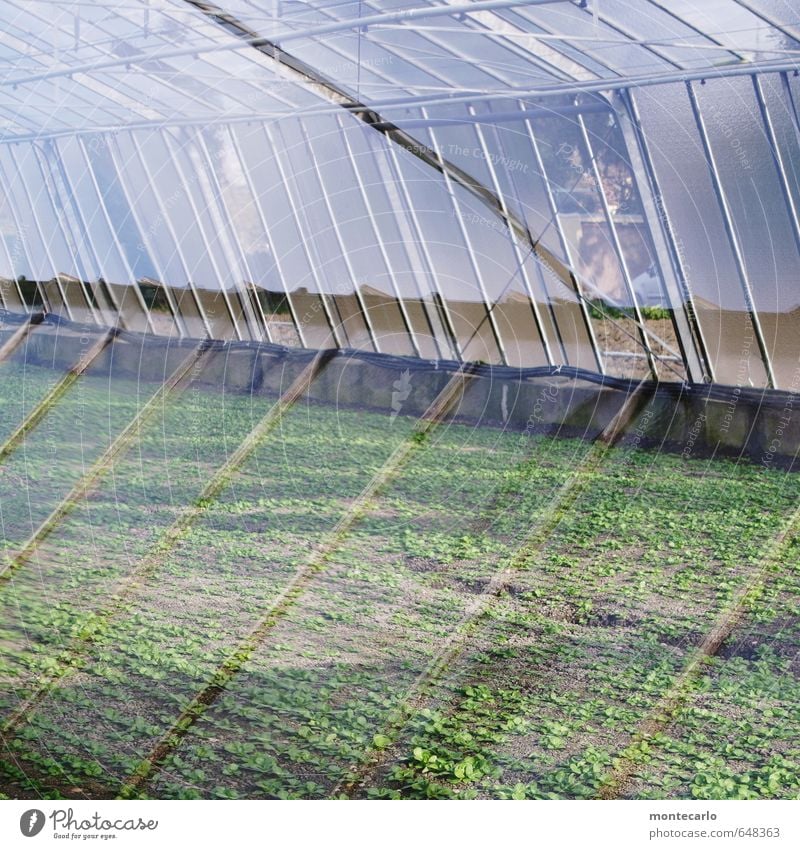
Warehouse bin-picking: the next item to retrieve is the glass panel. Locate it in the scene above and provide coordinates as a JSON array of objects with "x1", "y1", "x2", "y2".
[
  {"x1": 201, "y1": 126, "x2": 292, "y2": 345},
  {"x1": 190, "y1": 288, "x2": 237, "y2": 341},
  {"x1": 84, "y1": 279, "x2": 121, "y2": 327},
  {"x1": 232, "y1": 123, "x2": 335, "y2": 350},
  {"x1": 580, "y1": 109, "x2": 685, "y2": 380},
  {"x1": 314, "y1": 0, "x2": 546, "y2": 92},
  {"x1": 13, "y1": 144, "x2": 90, "y2": 288},
  {"x1": 482, "y1": 98, "x2": 576, "y2": 259},
  {"x1": 155, "y1": 132, "x2": 238, "y2": 341},
  {"x1": 343, "y1": 123, "x2": 448, "y2": 359},
  {"x1": 511, "y1": 0, "x2": 674, "y2": 77},
  {"x1": 171, "y1": 286, "x2": 209, "y2": 340},
  {"x1": 197, "y1": 126, "x2": 270, "y2": 342},
  {"x1": 0, "y1": 146, "x2": 54, "y2": 284},
  {"x1": 108, "y1": 133, "x2": 189, "y2": 295},
  {"x1": 131, "y1": 132, "x2": 219, "y2": 290},
  {"x1": 0, "y1": 277, "x2": 26, "y2": 312},
  {"x1": 54, "y1": 136, "x2": 132, "y2": 286},
  {"x1": 758, "y1": 73, "x2": 800, "y2": 385},
  {"x1": 391, "y1": 147, "x2": 502, "y2": 364},
  {"x1": 306, "y1": 116, "x2": 414, "y2": 356},
  {"x1": 249, "y1": 285, "x2": 300, "y2": 348},
  {"x1": 275, "y1": 118, "x2": 374, "y2": 352},
  {"x1": 56, "y1": 275, "x2": 98, "y2": 326},
  {"x1": 103, "y1": 281, "x2": 151, "y2": 334},
  {"x1": 83, "y1": 134, "x2": 155, "y2": 283},
  {"x1": 665, "y1": 0, "x2": 799, "y2": 55},
  {"x1": 746, "y1": 1, "x2": 800, "y2": 40},
  {"x1": 39, "y1": 279, "x2": 67, "y2": 317},
  {"x1": 448, "y1": 181, "x2": 547, "y2": 368},
  {"x1": 138, "y1": 280, "x2": 180, "y2": 338},
  {"x1": 695, "y1": 76, "x2": 800, "y2": 388},
  {"x1": 594, "y1": 0, "x2": 730, "y2": 69},
  {"x1": 532, "y1": 112, "x2": 649, "y2": 377},
  {"x1": 634, "y1": 84, "x2": 769, "y2": 387},
  {"x1": 0, "y1": 180, "x2": 22, "y2": 281},
  {"x1": 481, "y1": 101, "x2": 599, "y2": 371}
]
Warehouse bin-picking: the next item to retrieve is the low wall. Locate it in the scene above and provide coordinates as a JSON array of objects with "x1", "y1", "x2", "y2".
[{"x1": 2, "y1": 317, "x2": 798, "y2": 470}]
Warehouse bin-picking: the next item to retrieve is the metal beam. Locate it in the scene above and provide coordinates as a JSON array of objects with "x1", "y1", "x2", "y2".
[
  {"x1": 5, "y1": 67, "x2": 800, "y2": 148},
  {"x1": 370, "y1": 102, "x2": 611, "y2": 130},
  {"x1": 0, "y1": 104, "x2": 614, "y2": 145},
  {"x1": 325, "y1": 58, "x2": 800, "y2": 116}
]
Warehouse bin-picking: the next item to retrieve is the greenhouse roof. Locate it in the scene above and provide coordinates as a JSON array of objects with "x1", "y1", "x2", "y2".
[
  {"x1": 1, "y1": 2, "x2": 800, "y2": 389},
  {"x1": 0, "y1": 1, "x2": 798, "y2": 138}
]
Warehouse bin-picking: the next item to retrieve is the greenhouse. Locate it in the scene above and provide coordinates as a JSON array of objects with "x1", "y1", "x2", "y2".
[{"x1": 0, "y1": 0, "x2": 799, "y2": 803}]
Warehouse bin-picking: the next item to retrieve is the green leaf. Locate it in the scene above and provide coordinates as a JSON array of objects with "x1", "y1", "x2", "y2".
[{"x1": 372, "y1": 734, "x2": 391, "y2": 750}]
